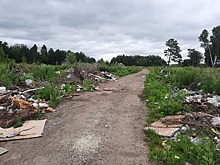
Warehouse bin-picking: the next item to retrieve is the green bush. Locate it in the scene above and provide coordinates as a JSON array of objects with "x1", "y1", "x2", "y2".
[
  {"x1": 35, "y1": 84, "x2": 60, "y2": 108},
  {"x1": 83, "y1": 78, "x2": 93, "y2": 91},
  {"x1": 0, "y1": 60, "x2": 18, "y2": 87}
]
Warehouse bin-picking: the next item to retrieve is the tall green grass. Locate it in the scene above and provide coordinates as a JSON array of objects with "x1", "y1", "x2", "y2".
[
  {"x1": 164, "y1": 66, "x2": 220, "y2": 94},
  {"x1": 0, "y1": 60, "x2": 18, "y2": 87}
]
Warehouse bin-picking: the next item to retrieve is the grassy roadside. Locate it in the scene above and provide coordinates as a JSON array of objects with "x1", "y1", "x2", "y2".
[{"x1": 144, "y1": 66, "x2": 220, "y2": 165}]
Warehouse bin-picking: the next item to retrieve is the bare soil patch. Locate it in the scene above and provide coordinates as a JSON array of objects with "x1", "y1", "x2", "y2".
[{"x1": 0, "y1": 69, "x2": 151, "y2": 165}]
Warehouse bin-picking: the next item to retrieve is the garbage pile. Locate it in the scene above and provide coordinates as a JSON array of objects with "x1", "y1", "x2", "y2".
[
  {"x1": 0, "y1": 86, "x2": 54, "y2": 128},
  {"x1": 145, "y1": 88, "x2": 220, "y2": 155},
  {"x1": 63, "y1": 67, "x2": 117, "y2": 83},
  {"x1": 0, "y1": 67, "x2": 117, "y2": 128}
]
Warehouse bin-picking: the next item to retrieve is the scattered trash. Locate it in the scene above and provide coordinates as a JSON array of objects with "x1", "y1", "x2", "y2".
[
  {"x1": 185, "y1": 160, "x2": 193, "y2": 165},
  {"x1": 25, "y1": 79, "x2": 34, "y2": 87},
  {"x1": 46, "y1": 107, "x2": 56, "y2": 112},
  {"x1": 190, "y1": 136, "x2": 202, "y2": 145},
  {"x1": 0, "y1": 87, "x2": 6, "y2": 93},
  {"x1": 210, "y1": 128, "x2": 219, "y2": 135},
  {"x1": 0, "y1": 106, "x2": 6, "y2": 111},
  {"x1": 53, "y1": 119, "x2": 64, "y2": 126},
  {"x1": 33, "y1": 102, "x2": 49, "y2": 109},
  {"x1": 0, "y1": 66, "x2": 117, "y2": 129},
  {"x1": 212, "y1": 117, "x2": 220, "y2": 126},
  {"x1": 0, "y1": 119, "x2": 47, "y2": 141},
  {"x1": 0, "y1": 147, "x2": 8, "y2": 156},
  {"x1": 174, "y1": 155, "x2": 180, "y2": 159}
]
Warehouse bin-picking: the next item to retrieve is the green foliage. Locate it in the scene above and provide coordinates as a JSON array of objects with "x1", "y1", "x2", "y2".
[
  {"x1": 49, "y1": 90, "x2": 61, "y2": 108},
  {"x1": 145, "y1": 129, "x2": 220, "y2": 165},
  {"x1": 29, "y1": 64, "x2": 66, "y2": 83},
  {"x1": 0, "y1": 45, "x2": 6, "y2": 62},
  {"x1": 110, "y1": 54, "x2": 166, "y2": 66},
  {"x1": 98, "y1": 63, "x2": 143, "y2": 77},
  {"x1": 187, "y1": 49, "x2": 203, "y2": 67},
  {"x1": 0, "y1": 60, "x2": 18, "y2": 87},
  {"x1": 13, "y1": 115, "x2": 24, "y2": 128},
  {"x1": 35, "y1": 84, "x2": 60, "y2": 108},
  {"x1": 164, "y1": 67, "x2": 220, "y2": 94},
  {"x1": 65, "y1": 50, "x2": 76, "y2": 64},
  {"x1": 145, "y1": 67, "x2": 190, "y2": 121},
  {"x1": 83, "y1": 78, "x2": 93, "y2": 91},
  {"x1": 61, "y1": 83, "x2": 76, "y2": 95},
  {"x1": 145, "y1": 67, "x2": 220, "y2": 164},
  {"x1": 32, "y1": 65, "x2": 56, "y2": 82},
  {"x1": 63, "y1": 83, "x2": 71, "y2": 95},
  {"x1": 199, "y1": 26, "x2": 220, "y2": 67},
  {"x1": 164, "y1": 67, "x2": 198, "y2": 87},
  {"x1": 76, "y1": 62, "x2": 98, "y2": 73},
  {"x1": 164, "y1": 38, "x2": 182, "y2": 65},
  {"x1": 35, "y1": 85, "x2": 56, "y2": 101}
]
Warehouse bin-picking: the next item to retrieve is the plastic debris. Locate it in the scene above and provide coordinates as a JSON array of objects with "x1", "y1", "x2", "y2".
[
  {"x1": 210, "y1": 128, "x2": 219, "y2": 135},
  {"x1": 212, "y1": 117, "x2": 220, "y2": 126},
  {"x1": 33, "y1": 102, "x2": 49, "y2": 109},
  {"x1": 174, "y1": 155, "x2": 179, "y2": 159},
  {"x1": 0, "y1": 87, "x2": 6, "y2": 93},
  {"x1": 207, "y1": 96, "x2": 220, "y2": 107},
  {"x1": 0, "y1": 106, "x2": 6, "y2": 111},
  {"x1": 185, "y1": 160, "x2": 193, "y2": 165}
]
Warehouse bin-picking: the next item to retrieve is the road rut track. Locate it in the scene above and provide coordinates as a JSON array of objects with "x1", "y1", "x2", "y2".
[{"x1": 1, "y1": 68, "x2": 152, "y2": 165}]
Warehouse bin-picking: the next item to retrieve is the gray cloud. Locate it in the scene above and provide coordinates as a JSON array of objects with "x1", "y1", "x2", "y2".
[{"x1": 0, "y1": 0, "x2": 220, "y2": 61}]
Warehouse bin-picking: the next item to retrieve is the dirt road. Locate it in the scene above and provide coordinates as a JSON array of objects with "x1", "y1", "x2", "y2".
[{"x1": 1, "y1": 69, "x2": 151, "y2": 165}]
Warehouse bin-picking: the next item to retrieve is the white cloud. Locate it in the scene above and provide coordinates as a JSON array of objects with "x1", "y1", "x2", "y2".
[{"x1": 0, "y1": 0, "x2": 219, "y2": 62}]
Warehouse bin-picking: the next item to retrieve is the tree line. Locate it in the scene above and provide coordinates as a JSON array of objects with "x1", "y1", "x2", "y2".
[
  {"x1": 0, "y1": 41, "x2": 167, "y2": 66},
  {"x1": 0, "y1": 42, "x2": 96, "y2": 65},
  {"x1": 1, "y1": 25, "x2": 219, "y2": 67},
  {"x1": 110, "y1": 54, "x2": 166, "y2": 66},
  {"x1": 164, "y1": 25, "x2": 220, "y2": 67}
]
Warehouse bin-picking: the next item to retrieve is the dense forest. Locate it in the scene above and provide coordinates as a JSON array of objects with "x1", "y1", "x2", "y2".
[
  {"x1": 110, "y1": 54, "x2": 166, "y2": 66},
  {"x1": 0, "y1": 42, "x2": 96, "y2": 65},
  {"x1": 0, "y1": 41, "x2": 166, "y2": 66}
]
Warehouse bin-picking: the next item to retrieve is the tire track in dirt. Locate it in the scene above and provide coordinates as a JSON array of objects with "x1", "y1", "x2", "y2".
[{"x1": 1, "y1": 68, "x2": 151, "y2": 165}]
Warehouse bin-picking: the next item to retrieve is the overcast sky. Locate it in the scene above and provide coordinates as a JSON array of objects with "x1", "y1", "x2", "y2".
[{"x1": 0, "y1": 0, "x2": 220, "y2": 62}]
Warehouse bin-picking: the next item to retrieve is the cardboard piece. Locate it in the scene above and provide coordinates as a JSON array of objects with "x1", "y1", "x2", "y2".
[
  {"x1": 0, "y1": 147, "x2": 8, "y2": 155},
  {"x1": 0, "y1": 119, "x2": 47, "y2": 141},
  {"x1": 145, "y1": 115, "x2": 184, "y2": 137}
]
